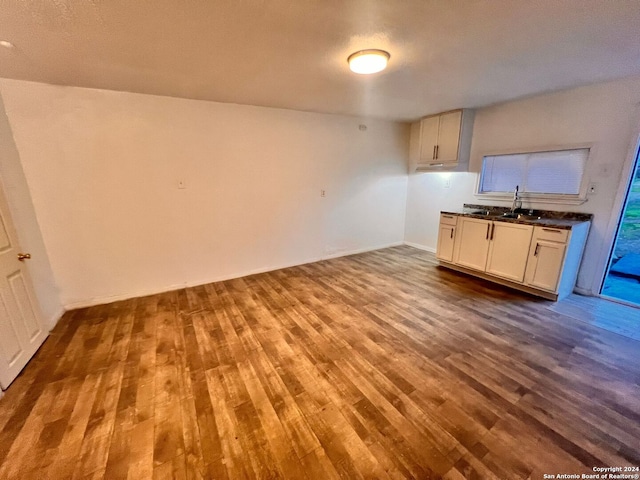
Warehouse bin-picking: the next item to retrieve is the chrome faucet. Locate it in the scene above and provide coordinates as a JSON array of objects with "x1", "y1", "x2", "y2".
[{"x1": 511, "y1": 185, "x2": 522, "y2": 213}]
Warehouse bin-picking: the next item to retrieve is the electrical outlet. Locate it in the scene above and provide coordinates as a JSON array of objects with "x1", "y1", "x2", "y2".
[
  {"x1": 588, "y1": 182, "x2": 597, "y2": 195},
  {"x1": 178, "y1": 180, "x2": 186, "y2": 189},
  {"x1": 320, "y1": 189, "x2": 326, "y2": 197},
  {"x1": 443, "y1": 178, "x2": 451, "y2": 189}
]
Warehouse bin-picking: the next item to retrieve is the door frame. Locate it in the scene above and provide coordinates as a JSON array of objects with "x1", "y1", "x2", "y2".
[
  {"x1": 598, "y1": 143, "x2": 640, "y2": 304},
  {"x1": 592, "y1": 112, "x2": 640, "y2": 297}
]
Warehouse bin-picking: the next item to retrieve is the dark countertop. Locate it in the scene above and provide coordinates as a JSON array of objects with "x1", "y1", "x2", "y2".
[{"x1": 441, "y1": 204, "x2": 593, "y2": 230}]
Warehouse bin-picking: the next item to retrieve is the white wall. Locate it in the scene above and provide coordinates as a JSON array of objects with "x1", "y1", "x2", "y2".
[
  {"x1": 0, "y1": 80, "x2": 409, "y2": 308},
  {"x1": 6, "y1": 75, "x2": 639, "y2": 310},
  {"x1": 0, "y1": 94, "x2": 63, "y2": 328},
  {"x1": 405, "y1": 75, "x2": 640, "y2": 293},
  {"x1": 404, "y1": 172, "x2": 478, "y2": 252}
]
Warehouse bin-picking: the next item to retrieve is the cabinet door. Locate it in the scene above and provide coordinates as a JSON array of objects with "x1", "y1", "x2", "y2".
[
  {"x1": 436, "y1": 110, "x2": 462, "y2": 163},
  {"x1": 436, "y1": 224, "x2": 456, "y2": 262},
  {"x1": 418, "y1": 115, "x2": 440, "y2": 163},
  {"x1": 525, "y1": 240, "x2": 567, "y2": 292},
  {"x1": 485, "y1": 222, "x2": 533, "y2": 282},
  {"x1": 453, "y1": 217, "x2": 491, "y2": 271}
]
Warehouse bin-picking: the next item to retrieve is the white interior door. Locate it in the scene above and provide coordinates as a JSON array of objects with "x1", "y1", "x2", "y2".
[{"x1": 0, "y1": 180, "x2": 47, "y2": 390}]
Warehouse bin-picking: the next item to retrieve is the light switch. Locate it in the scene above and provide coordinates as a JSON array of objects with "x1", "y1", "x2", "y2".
[{"x1": 178, "y1": 180, "x2": 186, "y2": 189}]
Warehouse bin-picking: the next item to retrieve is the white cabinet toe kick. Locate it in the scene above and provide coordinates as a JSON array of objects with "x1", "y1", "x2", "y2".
[{"x1": 436, "y1": 213, "x2": 590, "y2": 301}]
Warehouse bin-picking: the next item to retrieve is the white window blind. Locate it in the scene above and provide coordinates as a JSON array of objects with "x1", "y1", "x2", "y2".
[{"x1": 479, "y1": 148, "x2": 589, "y2": 196}]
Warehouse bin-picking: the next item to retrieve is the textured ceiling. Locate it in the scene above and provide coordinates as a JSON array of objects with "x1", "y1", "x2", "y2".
[{"x1": 1, "y1": 0, "x2": 639, "y2": 121}]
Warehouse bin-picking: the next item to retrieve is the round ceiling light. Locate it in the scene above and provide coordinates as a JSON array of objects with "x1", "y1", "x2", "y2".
[{"x1": 348, "y1": 49, "x2": 390, "y2": 75}]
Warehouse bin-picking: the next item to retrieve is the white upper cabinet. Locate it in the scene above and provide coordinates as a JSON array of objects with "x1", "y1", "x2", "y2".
[
  {"x1": 418, "y1": 115, "x2": 441, "y2": 164},
  {"x1": 428, "y1": 110, "x2": 461, "y2": 164},
  {"x1": 410, "y1": 109, "x2": 474, "y2": 172}
]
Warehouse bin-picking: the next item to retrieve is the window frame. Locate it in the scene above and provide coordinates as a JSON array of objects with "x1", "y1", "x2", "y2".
[{"x1": 474, "y1": 143, "x2": 594, "y2": 205}]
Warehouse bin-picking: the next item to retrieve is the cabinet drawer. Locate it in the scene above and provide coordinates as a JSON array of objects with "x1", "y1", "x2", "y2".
[
  {"x1": 440, "y1": 214, "x2": 458, "y2": 226},
  {"x1": 535, "y1": 226, "x2": 569, "y2": 243}
]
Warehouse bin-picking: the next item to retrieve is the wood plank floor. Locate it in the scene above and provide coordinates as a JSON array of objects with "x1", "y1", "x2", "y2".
[
  {"x1": 0, "y1": 245, "x2": 639, "y2": 479},
  {"x1": 549, "y1": 293, "x2": 640, "y2": 341}
]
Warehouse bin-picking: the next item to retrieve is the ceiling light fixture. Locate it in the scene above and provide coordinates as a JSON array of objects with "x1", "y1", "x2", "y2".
[
  {"x1": 0, "y1": 40, "x2": 14, "y2": 49},
  {"x1": 348, "y1": 49, "x2": 390, "y2": 75}
]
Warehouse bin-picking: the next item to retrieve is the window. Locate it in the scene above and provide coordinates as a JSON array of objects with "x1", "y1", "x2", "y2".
[{"x1": 478, "y1": 147, "x2": 589, "y2": 201}]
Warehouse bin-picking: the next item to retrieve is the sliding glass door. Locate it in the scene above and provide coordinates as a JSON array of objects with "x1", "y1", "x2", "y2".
[{"x1": 601, "y1": 147, "x2": 640, "y2": 305}]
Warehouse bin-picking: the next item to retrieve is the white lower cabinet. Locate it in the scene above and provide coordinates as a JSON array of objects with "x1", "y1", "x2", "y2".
[
  {"x1": 452, "y1": 217, "x2": 491, "y2": 270},
  {"x1": 485, "y1": 222, "x2": 533, "y2": 282},
  {"x1": 524, "y1": 228, "x2": 568, "y2": 292},
  {"x1": 452, "y1": 216, "x2": 533, "y2": 282},
  {"x1": 438, "y1": 213, "x2": 590, "y2": 301},
  {"x1": 436, "y1": 214, "x2": 457, "y2": 262}
]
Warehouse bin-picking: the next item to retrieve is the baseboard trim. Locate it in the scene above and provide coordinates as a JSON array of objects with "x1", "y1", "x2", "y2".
[
  {"x1": 403, "y1": 241, "x2": 436, "y2": 253},
  {"x1": 63, "y1": 261, "x2": 320, "y2": 310},
  {"x1": 63, "y1": 241, "x2": 405, "y2": 310},
  {"x1": 572, "y1": 286, "x2": 593, "y2": 296},
  {"x1": 46, "y1": 306, "x2": 66, "y2": 331},
  {"x1": 322, "y1": 241, "x2": 404, "y2": 260}
]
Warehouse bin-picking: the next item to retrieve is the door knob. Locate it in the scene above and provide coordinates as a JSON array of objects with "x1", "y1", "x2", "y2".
[{"x1": 17, "y1": 253, "x2": 31, "y2": 261}]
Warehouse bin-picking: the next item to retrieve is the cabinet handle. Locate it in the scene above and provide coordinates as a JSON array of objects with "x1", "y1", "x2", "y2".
[
  {"x1": 490, "y1": 223, "x2": 495, "y2": 240},
  {"x1": 432, "y1": 145, "x2": 437, "y2": 160},
  {"x1": 542, "y1": 228, "x2": 561, "y2": 233},
  {"x1": 450, "y1": 228, "x2": 454, "y2": 239},
  {"x1": 534, "y1": 243, "x2": 540, "y2": 256},
  {"x1": 435, "y1": 145, "x2": 439, "y2": 159},
  {"x1": 486, "y1": 223, "x2": 490, "y2": 239},
  {"x1": 442, "y1": 215, "x2": 453, "y2": 219}
]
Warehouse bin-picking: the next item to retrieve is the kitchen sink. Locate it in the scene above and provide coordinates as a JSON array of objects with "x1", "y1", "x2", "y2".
[
  {"x1": 468, "y1": 210, "x2": 541, "y2": 221},
  {"x1": 501, "y1": 212, "x2": 541, "y2": 220},
  {"x1": 517, "y1": 214, "x2": 542, "y2": 221}
]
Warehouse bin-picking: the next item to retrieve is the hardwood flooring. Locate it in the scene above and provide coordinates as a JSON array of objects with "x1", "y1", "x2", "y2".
[
  {"x1": 549, "y1": 293, "x2": 640, "y2": 341},
  {"x1": 0, "y1": 245, "x2": 639, "y2": 479}
]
